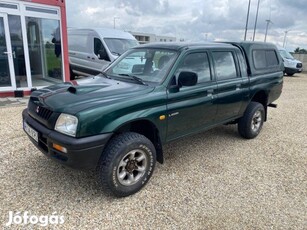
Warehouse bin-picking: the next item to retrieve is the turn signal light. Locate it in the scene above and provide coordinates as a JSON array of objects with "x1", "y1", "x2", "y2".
[{"x1": 52, "y1": 143, "x2": 67, "y2": 153}]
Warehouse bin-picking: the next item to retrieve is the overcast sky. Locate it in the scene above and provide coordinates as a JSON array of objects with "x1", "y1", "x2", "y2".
[{"x1": 66, "y1": 0, "x2": 307, "y2": 52}]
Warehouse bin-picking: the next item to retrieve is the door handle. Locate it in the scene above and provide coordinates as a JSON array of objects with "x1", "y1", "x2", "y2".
[
  {"x1": 3, "y1": 51, "x2": 16, "y2": 58},
  {"x1": 207, "y1": 89, "x2": 214, "y2": 97},
  {"x1": 236, "y1": 84, "x2": 241, "y2": 90}
]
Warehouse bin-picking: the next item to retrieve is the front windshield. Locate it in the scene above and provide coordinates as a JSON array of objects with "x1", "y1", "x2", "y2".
[
  {"x1": 105, "y1": 48, "x2": 178, "y2": 84},
  {"x1": 279, "y1": 50, "x2": 294, "y2": 59},
  {"x1": 104, "y1": 38, "x2": 139, "y2": 55}
]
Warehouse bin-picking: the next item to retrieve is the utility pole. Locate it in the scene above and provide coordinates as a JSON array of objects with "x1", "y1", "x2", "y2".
[
  {"x1": 264, "y1": 19, "x2": 272, "y2": 42},
  {"x1": 283, "y1": 30, "x2": 289, "y2": 48},
  {"x1": 244, "y1": 0, "x2": 251, "y2": 41},
  {"x1": 253, "y1": 0, "x2": 261, "y2": 41}
]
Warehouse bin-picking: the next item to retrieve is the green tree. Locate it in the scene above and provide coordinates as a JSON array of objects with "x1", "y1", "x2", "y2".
[{"x1": 294, "y1": 47, "x2": 307, "y2": 54}]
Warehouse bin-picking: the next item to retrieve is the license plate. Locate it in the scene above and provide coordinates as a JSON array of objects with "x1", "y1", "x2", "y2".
[{"x1": 24, "y1": 121, "x2": 38, "y2": 142}]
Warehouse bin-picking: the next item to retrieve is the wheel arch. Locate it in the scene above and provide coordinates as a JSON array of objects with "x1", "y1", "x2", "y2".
[
  {"x1": 114, "y1": 119, "x2": 164, "y2": 164},
  {"x1": 251, "y1": 90, "x2": 268, "y2": 121}
]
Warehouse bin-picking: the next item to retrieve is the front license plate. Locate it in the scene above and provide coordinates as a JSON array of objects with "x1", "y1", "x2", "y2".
[{"x1": 24, "y1": 121, "x2": 38, "y2": 142}]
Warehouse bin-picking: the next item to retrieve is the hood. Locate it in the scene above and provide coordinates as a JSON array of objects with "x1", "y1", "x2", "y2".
[{"x1": 31, "y1": 75, "x2": 154, "y2": 114}]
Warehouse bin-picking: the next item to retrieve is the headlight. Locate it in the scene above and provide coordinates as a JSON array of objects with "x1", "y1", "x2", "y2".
[{"x1": 55, "y1": 113, "x2": 78, "y2": 137}]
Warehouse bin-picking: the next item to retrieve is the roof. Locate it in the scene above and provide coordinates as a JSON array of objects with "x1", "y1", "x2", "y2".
[
  {"x1": 135, "y1": 42, "x2": 235, "y2": 51},
  {"x1": 68, "y1": 27, "x2": 136, "y2": 40}
]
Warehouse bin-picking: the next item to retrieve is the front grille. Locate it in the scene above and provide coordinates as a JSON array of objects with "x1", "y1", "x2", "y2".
[
  {"x1": 296, "y1": 63, "x2": 302, "y2": 68},
  {"x1": 28, "y1": 100, "x2": 53, "y2": 121},
  {"x1": 37, "y1": 106, "x2": 53, "y2": 120}
]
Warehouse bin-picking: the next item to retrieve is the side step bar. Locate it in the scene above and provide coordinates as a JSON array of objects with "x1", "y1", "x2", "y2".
[{"x1": 268, "y1": 103, "x2": 278, "y2": 108}]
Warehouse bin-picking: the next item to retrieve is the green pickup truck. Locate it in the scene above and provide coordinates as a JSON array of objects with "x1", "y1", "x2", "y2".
[{"x1": 23, "y1": 41, "x2": 284, "y2": 197}]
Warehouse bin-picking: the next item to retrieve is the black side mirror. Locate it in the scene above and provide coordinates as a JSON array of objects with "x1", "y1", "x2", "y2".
[
  {"x1": 98, "y1": 49, "x2": 108, "y2": 60},
  {"x1": 178, "y1": 71, "x2": 198, "y2": 87}
]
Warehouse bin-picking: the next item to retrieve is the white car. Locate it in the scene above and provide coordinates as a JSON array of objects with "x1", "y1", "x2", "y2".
[
  {"x1": 278, "y1": 48, "x2": 303, "y2": 76},
  {"x1": 68, "y1": 28, "x2": 139, "y2": 79}
]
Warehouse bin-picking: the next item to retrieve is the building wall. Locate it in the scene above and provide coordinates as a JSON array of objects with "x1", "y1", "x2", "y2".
[
  {"x1": 293, "y1": 53, "x2": 307, "y2": 72},
  {"x1": 130, "y1": 31, "x2": 176, "y2": 44},
  {"x1": 0, "y1": 0, "x2": 69, "y2": 97}
]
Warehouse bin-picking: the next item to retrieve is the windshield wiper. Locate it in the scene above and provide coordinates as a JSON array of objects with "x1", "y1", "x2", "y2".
[
  {"x1": 111, "y1": 51, "x2": 121, "y2": 56},
  {"x1": 118, "y1": 74, "x2": 147, "y2": 85},
  {"x1": 100, "y1": 71, "x2": 111, "y2": 79}
]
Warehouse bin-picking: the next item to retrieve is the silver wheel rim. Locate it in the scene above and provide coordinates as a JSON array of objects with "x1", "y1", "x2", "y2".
[
  {"x1": 251, "y1": 110, "x2": 262, "y2": 132},
  {"x1": 117, "y1": 149, "x2": 148, "y2": 186}
]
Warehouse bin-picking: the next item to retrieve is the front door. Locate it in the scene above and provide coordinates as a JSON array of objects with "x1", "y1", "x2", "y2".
[
  {"x1": 0, "y1": 13, "x2": 16, "y2": 90},
  {"x1": 166, "y1": 51, "x2": 218, "y2": 141}
]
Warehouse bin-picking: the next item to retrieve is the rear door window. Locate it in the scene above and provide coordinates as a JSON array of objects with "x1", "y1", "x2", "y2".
[{"x1": 212, "y1": 51, "x2": 238, "y2": 80}]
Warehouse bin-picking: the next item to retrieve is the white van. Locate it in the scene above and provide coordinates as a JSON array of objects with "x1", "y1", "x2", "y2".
[
  {"x1": 68, "y1": 28, "x2": 139, "y2": 79},
  {"x1": 278, "y1": 48, "x2": 303, "y2": 76}
]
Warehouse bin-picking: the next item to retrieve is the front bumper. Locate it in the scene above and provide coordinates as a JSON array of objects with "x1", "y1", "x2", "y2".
[
  {"x1": 284, "y1": 67, "x2": 302, "y2": 74},
  {"x1": 22, "y1": 109, "x2": 113, "y2": 169}
]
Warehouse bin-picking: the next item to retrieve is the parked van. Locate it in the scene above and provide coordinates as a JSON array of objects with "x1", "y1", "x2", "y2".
[
  {"x1": 68, "y1": 28, "x2": 139, "y2": 79},
  {"x1": 278, "y1": 48, "x2": 303, "y2": 76}
]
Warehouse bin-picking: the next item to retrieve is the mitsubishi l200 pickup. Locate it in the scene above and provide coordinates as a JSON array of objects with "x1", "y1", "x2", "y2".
[{"x1": 23, "y1": 42, "x2": 284, "y2": 197}]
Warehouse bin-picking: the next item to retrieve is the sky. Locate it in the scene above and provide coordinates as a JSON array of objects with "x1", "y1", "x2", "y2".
[{"x1": 65, "y1": 0, "x2": 307, "y2": 52}]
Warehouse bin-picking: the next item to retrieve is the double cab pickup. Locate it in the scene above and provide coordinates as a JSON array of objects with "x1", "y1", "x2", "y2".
[{"x1": 23, "y1": 42, "x2": 284, "y2": 197}]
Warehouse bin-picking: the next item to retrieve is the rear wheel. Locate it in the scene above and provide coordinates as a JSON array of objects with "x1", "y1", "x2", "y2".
[
  {"x1": 97, "y1": 132, "x2": 156, "y2": 197},
  {"x1": 238, "y1": 102, "x2": 265, "y2": 139}
]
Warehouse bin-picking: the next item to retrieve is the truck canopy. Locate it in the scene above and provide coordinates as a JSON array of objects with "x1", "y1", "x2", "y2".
[{"x1": 227, "y1": 41, "x2": 284, "y2": 76}]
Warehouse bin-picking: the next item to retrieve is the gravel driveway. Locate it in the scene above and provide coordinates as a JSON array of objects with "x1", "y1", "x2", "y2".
[{"x1": 1, "y1": 74, "x2": 306, "y2": 229}]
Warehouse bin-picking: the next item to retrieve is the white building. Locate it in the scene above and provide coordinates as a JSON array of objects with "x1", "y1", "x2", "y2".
[{"x1": 130, "y1": 31, "x2": 176, "y2": 44}]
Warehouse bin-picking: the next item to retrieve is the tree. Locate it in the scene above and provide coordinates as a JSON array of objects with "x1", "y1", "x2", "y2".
[{"x1": 294, "y1": 47, "x2": 307, "y2": 54}]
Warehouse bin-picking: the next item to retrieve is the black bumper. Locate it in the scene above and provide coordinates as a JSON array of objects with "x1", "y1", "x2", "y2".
[
  {"x1": 22, "y1": 109, "x2": 113, "y2": 169},
  {"x1": 284, "y1": 67, "x2": 301, "y2": 75}
]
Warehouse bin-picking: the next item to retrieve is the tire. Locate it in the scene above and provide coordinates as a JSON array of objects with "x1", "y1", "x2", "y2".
[
  {"x1": 286, "y1": 73, "x2": 294, "y2": 76},
  {"x1": 97, "y1": 132, "x2": 156, "y2": 197},
  {"x1": 238, "y1": 102, "x2": 265, "y2": 139}
]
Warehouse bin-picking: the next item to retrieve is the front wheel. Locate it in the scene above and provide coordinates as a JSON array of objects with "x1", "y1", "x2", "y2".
[
  {"x1": 238, "y1": 102, "x2": 265, "y2": 139},
  {"x1": 97, "y1": 132, "x2": 156, "y2": 197}
]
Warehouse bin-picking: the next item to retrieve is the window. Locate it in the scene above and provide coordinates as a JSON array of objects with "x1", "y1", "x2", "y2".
[
  {"x1": 212, "y1": 51, "x2": 237, "y2": 80},
  {"x1": 266, "y1": 50, "x2": 279, "y2": 67},
  {"x1": 0, "y1": 3, "x2": 17, "y2": 9},
  {"x1": 253, "y1": 50, "x2": 266, "y2": 69},
  {"x1": 26, "y1": 17, "x2": 62, "y2": 86},
  {"x1": 175, "y1": 52, "x2": 211, "y2": 85},
  {"x1": 104, "y1": 38, "x2": 139, "y2": 55},
  {"x1": 26, "y1": 6, "x2": 58, "y2": 15},
  {"x1": 94, "y1": 38, "x2": 103, "y2": 56},
  {"x1": 253, "y1": 50, "x2": 279, "y2": 69},
  {"x1": 108, "y1": 48, "x2": 177, "y2": 84}
]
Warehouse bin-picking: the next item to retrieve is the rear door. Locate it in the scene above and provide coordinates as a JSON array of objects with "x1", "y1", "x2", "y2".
[
  {"x1": 212, "y1": 49, "x2": 249, "y2": 122},
  {"x1": 166, "y1": 51, "x2": 218, "y2": 141}
]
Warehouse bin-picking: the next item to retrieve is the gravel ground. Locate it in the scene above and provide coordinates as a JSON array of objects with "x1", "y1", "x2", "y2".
[{"x1": 0, "y1": 74, "x2": 306, "y2": 229}]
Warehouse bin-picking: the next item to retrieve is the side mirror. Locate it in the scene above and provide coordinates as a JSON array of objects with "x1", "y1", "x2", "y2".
[
  {"x1": 98, "y1": 49, "x2": 108, "y2": 60},
  {"x1": 178, "y1": 71, "x2": 198, "y2": 87}
]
